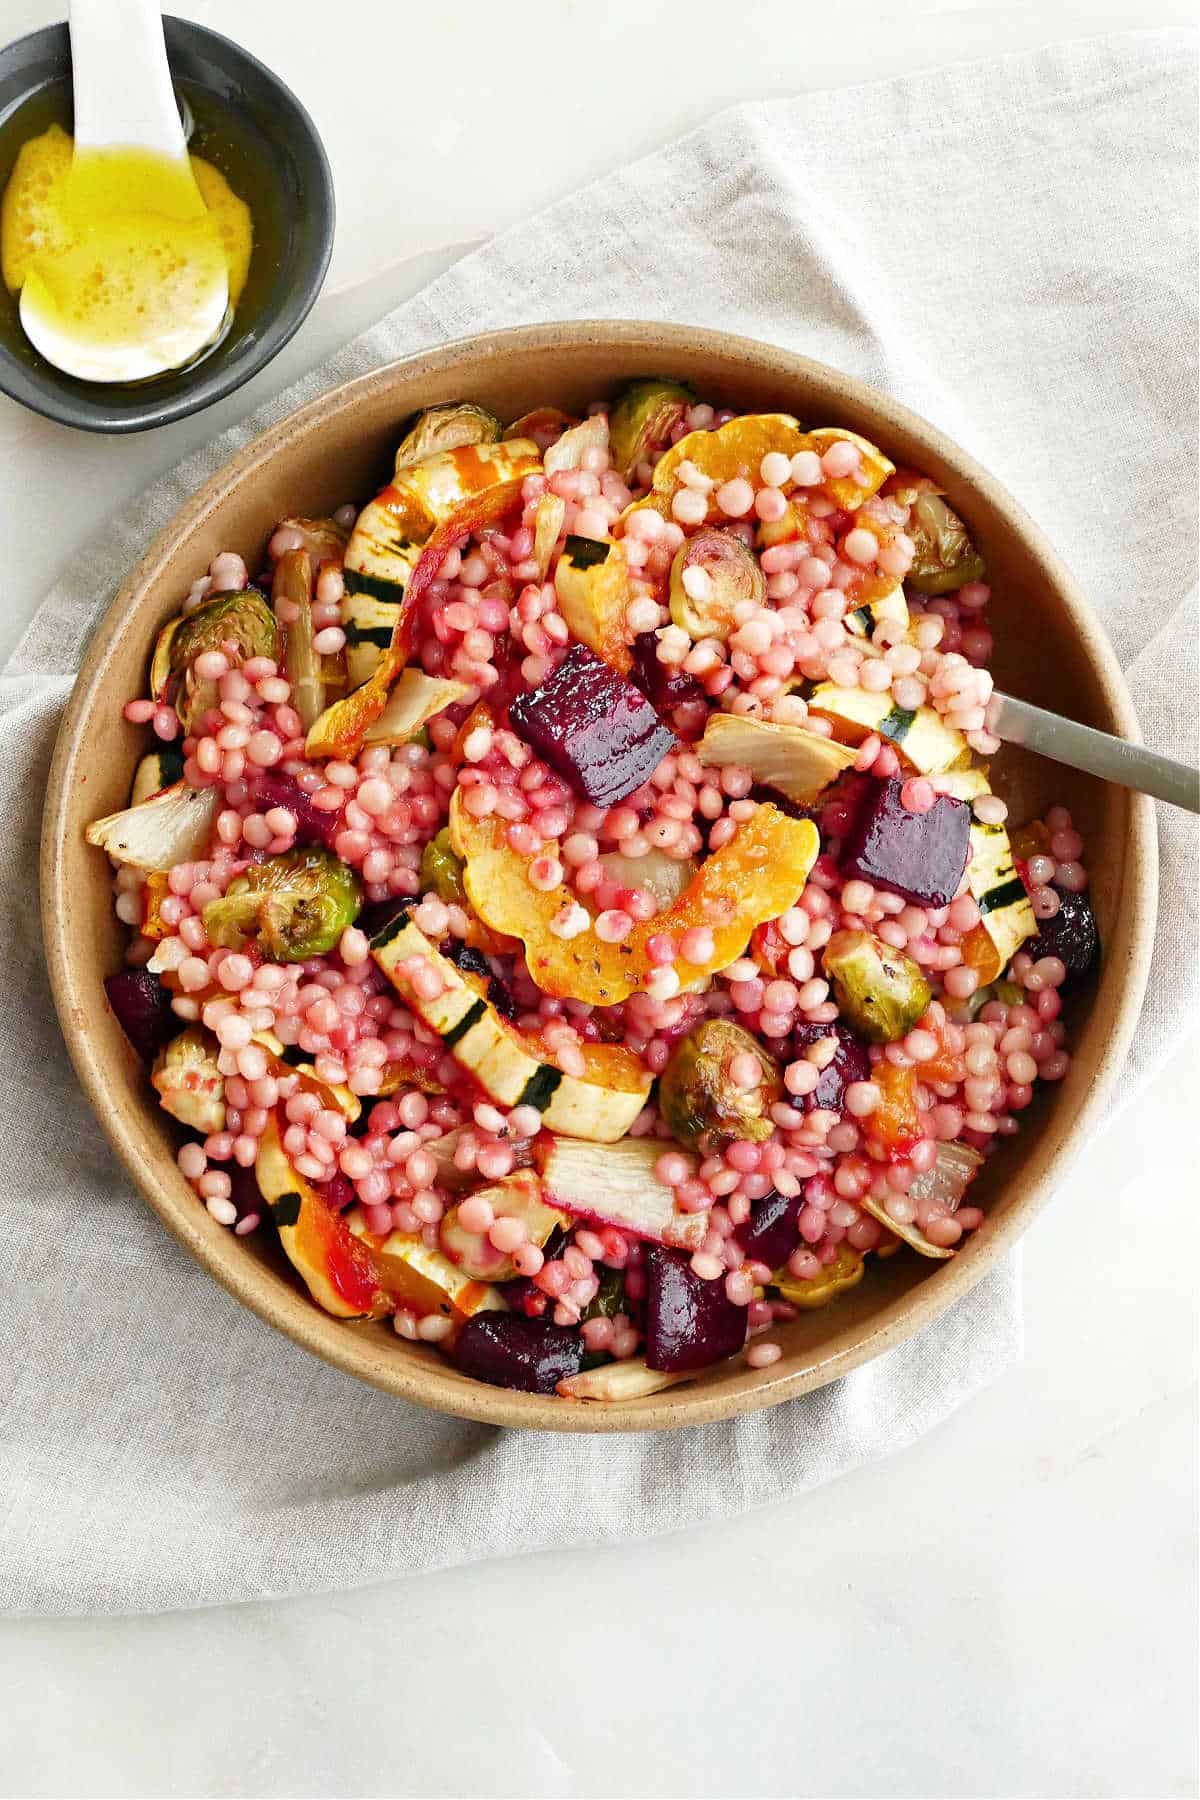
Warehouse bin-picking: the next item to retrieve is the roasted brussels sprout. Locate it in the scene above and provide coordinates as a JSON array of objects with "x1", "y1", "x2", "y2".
[
  {"x1": 658, "y1": 1019, "x2": 783, "y2": 1152},
  {"x1": 273, "y1": 549, "x2": 323, "y2": 731},
  {"x1": 904, "y1": 482, "x2": 985, "y2": 595},
  {"x1": 822, "y1": 929, "x2": 932, "y2": 1043},
  {"x1": 203, "y1": 847, "x2": 362, "y2": 962},
  {"x1": 393, "y1": 402, "x2": 502, "y2": 473},
  {"x1": 419, "y1": 828, "x2": 467, "y2": 904},
  {"x1": 608, "y1": 377, "x2": 693, "y2": 479},
  {"x1": 167, "y1": 589, "x2": 278, "y2": 732},
  {"x1": 668, "y1": 527, "x2": 767, "y2": 642}
]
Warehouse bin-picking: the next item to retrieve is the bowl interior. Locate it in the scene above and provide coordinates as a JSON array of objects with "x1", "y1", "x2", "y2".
[
  {"x1": 0, "y1": 17, "x2": 333, "y2": 433},
  {"x1": 41, "y1": 323, "x2": 1156, "y2": 1429}
]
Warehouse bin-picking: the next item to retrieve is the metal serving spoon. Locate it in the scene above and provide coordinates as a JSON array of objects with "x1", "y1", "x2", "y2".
[{"x1": 987, "y1": 691, "x2": 1199, "y2": 814}]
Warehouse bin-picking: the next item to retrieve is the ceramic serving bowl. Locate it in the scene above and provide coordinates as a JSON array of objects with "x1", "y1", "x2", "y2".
[
  {"x1": 0, "y1": 16, "x2": 334, "y2": 433},
  {"x1": 41, "y1": 321, "x2": 1157, "y2": 1430}
]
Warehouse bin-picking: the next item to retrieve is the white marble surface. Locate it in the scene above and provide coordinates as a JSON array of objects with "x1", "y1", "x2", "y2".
[{"x1": 1, "y1": 3, "x2": 1196, "y2": 1795}]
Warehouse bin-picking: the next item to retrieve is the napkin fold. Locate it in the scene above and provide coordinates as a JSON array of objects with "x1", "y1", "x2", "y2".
[{"x1": 1, "y1": 28, "x2": 1194, "y2": 1616}]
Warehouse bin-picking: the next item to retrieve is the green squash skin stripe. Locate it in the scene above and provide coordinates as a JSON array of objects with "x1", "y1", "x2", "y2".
[
  {"x1": 368, "y1": 904, "x2": 416, "y2": 950},
  {"x1": 519, "y1": 1065, "x2": 564, "y2": 1111},
  {"x1": 979, "y1": 878, "x2": 1029, "y2": 916},
  {"x1": 442, "y1": 998, "x2": 487, "y2": 1049},
  {"x1": 852, "y1": 604, "x2": 876, "y2": 638},
  {"x1": 878, "y1": 705, "x2": 915, "y2": 743},
  {"x1": 344, "y1": 568, "x2": 407, "y2": 603},
  {"x1": 273, "y1": 1191, "x2": 302, "y2": 1228},
  {"x1": 158, "y1": 743, "x2": 186, "y2": 786},
  {"x1": 563, "y1": 534, "x2": 611, "y2": 570},
  {"x1": 344, "y1": 623, "x2": 395, "y2": 649}
]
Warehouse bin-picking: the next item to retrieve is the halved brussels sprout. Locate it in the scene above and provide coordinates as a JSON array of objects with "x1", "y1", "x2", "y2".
[
  {"x1": 151, "y1": 1027, "x2": 225, "y2": 1134},
  {"x1": 202, "y1": 847, "x2": 362, "y2": 962},
  {"x1": 419, "y1": 828, "x2": 467, "y2": 904},
  {"x1": 904, "y1": 482, "x2": 985, "y2": 595},
  {"x1": 658, "y1": 1019, "x2": 783, "y2": 1152},
  {"x1": 273, "y1": 549, "x2": 323, "y2": 732},
  {"x1": 393, "y1": 402, "x2": 502, "y2": 473},
  {"x1": 608, "y1": 378, "x2": 693, "y2": 479},
  {"x1": 775, "y1": 1242, "x2": 865, "y2": 1309},
  {"x1": 823, "y1": 929, "x2": 932, "y2": 1043},
  {"x1": 169, "y1": 589, "x2": 278, "y2": 731},
  {"x1": 668, "y1": 528, "x2": 766, "y2": 642},
  {"x1": 696, "y1": 713, "x2": 856, "y2": 806}
]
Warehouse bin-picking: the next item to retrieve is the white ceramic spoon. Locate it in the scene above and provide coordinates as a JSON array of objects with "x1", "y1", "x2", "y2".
[{"x1": 19, "y1": 0, "x2": 229, "y2": 384}]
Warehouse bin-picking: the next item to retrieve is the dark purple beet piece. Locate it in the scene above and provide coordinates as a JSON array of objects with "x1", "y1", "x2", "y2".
[
  {"x1": 630, "y1": 632, "x2": 706, "y2": 716},
  {"x1": 248, "y1": 770, "x2": 342, "y2": 849},
  {"x1": 228, "y1": 1165, "x2": 264, "y2": 1227},
  {"x1": 841, "y1": 777, "x2": 970, "y2": 907},
  {"x1": 358, "y1": 894, "x2": 416, "y2": 942},
  {"x1": 736, "y1": 1189, "x2": 803, "y2": 1273},
  {"x1": 789, "y1": 1021, "x2": 871, "y2": 1114},
  {"x1": 103, "y1": 969, "x2": 177, "y2": 1064},
  {"x1": 1027, "y1": 886, "x2": 1100, "y2": 983},
  {"x1": 644, "y1": 1246, "x2": 747, "y2": 1373},
  {"x1": 495, "y1": 1277, "x2": 550, "y2": 1319},
  {"x1": 509, "y1": 643, "x2": 676, "y2": 807},
  {"x1": 453, "y1": 1314, "x2": 584, "y2": 1392},
  {"x1": 315, "y1": 1171, "x2": 356, "y2": 1212}
]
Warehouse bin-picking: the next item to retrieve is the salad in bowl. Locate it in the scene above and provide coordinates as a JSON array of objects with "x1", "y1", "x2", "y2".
[{"x1": 86, "y1": 382, "x2": 1100, "y2": 1401}]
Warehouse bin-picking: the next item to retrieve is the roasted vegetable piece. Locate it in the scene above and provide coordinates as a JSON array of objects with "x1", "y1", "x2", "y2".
[
  {"x1": 630, "y1": 630, "x2": 706, "y2": 723},
  {"x1": 553, "y1": 535, "x2": 634, "y2": 671},
  {"x1": 823, "y1": 929, "x2": 932, "y2": 1043},
  {"x1": 841, "y1": 776, "x2": 971, "y2": 907},
  {"x1": 808, "y1": 684, "x2": 969, "y2": 776},
  {"x1": 1027, "y1": 887, "x2": 1100, "y2": 983},
  {"x1": 168, "y1": 588, "x2": 277, "y2": 730},
  {"x1": 540, "y1": 1137, "x2": 706, "y2": 1250},
  {"x1": 104, "y1": 968, "x2": 177, "y2": 1064},
  {"x1": 393, "y1": 401, "x2": 502, "y2": 472},
  {"x1": 440, "y1": 1172, "x2": 568, "y2": 1281},
  {"x1": 644, "y1": 1246, "x2": 748, "y2": 1372},
  {"x1": 658, "y1": 1020, "x2": 782, "y2": 1152},
  {"x1": 86, "y1": 781, "x2": 220, "y2": 871},
  {"x1": 626, "y1": 416, "x2": 894, "y2": 524},
  {"x1": 362, "y1": 669, "x2": 470, "y2": 746},
  {"x1": 775, "y1": 1242, "x2": 866, "y2": 1308},
  {"x1": 129, "y1": 745, "x2": 185, "y2": 806},
  {"x1": 735, "y1": 1188, "x2": 803, "y2": 1274},
  {"x1": 151, "y1": 1026, "x2": 225, "y2": 1133},
  {"x1": 202, "y1": 847, "x2": 362, "y2": 962},
  {"x1": 246, "y1": 770, "x2": 341, "y2": 849},
  {"x1": 508, "y1": 643, "x2": 676, "y2": 807},
  {"x1": 607, "y1": 377, "x2": 693, "y2": 479},
  {"x1": 861, "y1": 1060, "x2": 925, "y2": 1164},
  {"x1": 453, "y1": 794, "x2": 818, "y2": 1006},
  {"x1": 596, "y1": 847, "x2": 697, "y2": 909},
  {"x1": 668, "y1": 527, "x2": 766, "y2": 641},
  {"x1": 419, "y1": 828, "x2": 467, "y2": 904},
  {"x1": 582, "y1": 1267, "x2": 627, "y2": 1323},
  {"x1": 907, "y1": 1141, "x2": 983, "y2": 1214},
  {"x1": 347, "y1": 1210, "x2": 503, "y2": 1323},
  {"x1": 543, "y1": 413, "x2": 608, "y2": 475},
  {"x1": 899, "y1": 479, "x2": 986, "y2": 595},
  {"x1": 940, "y1": 771, "x2": 1038, "y2": 983},
  {"x1": 697, "y1": 713, "x2": 857, "y2": 807},
  {"x1": 256, "y1": 1119, "x2": 391, "y2": 1318},
  {"x1": 788, "y1": 1020, "x2": 872, "y2": 1113},
  {"x1": 273, "y1": 549, "x2": 322, "y2": 731},
  {"x1": 557, "y1": 1359, "x2": 690, "y2": 1401},
  {"x1": 453, "y1": 1314, "x2": 585, "y2": 1393}
]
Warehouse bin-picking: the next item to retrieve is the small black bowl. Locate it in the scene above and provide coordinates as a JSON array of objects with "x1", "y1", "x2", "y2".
[{"x1": 0, "y1": 16, "x2": 334, "y2": 433}]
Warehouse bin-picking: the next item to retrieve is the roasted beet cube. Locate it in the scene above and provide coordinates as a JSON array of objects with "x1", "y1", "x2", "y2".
[
  {"x1": 249, "y1": 770, "x2": 342, "y2": 849},
  {"x1": 227, "y1": 1164, "x2": 265, "y2": 1227},
  {"x1": 631, "y1": 632, "x2": 706, "y2": 718},
  {"x1": 453, "y1": 1314, "x2": 584, "y2": 1392},
  {"x1": 1028, "y1": 886, "x2": 1100, "y2": 983},
  {"x1": 789, "y1": 1021, "x2": 871, "y2": 1114},
  {"x1": 841, "y1": 777, "x2": 970, "y2": 907},
  {"x1": 510, "y1": 643, "x2": 676, "y2": 806},
  {"x1": 103, "y1": 969, "x2": 177, "y2": 1064},
  {"x1": 735, "y1": 1189, "x2": 803, "y2": 1273},
  {"x1": 644, "y1": 1246, "x2": 747, "y2": 1372}
]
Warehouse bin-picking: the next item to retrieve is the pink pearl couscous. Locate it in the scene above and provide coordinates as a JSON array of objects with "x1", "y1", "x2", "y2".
[{"x1": 94, "y1": 385, "x2": 1099, "y2": 1400}]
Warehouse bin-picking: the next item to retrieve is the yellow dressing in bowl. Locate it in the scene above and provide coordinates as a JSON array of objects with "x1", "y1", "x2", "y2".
[{"x1": 1, "y1": 122, "x2": 252, "y2": 375}]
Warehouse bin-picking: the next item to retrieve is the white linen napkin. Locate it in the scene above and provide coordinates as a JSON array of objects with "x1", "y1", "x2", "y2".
[{"x1": 1, "y1": 28, "x2": 1194, "y2": 1616}]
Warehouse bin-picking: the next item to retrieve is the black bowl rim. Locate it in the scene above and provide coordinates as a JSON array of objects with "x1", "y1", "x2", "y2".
[{"x1": 0, "y1": 14, "x2": 334, "y2": 434}]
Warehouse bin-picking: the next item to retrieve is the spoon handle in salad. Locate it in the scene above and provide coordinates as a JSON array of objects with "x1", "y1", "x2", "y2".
[{"x1": 987, "y1": 691, "x2": 1200, "y2": 814}]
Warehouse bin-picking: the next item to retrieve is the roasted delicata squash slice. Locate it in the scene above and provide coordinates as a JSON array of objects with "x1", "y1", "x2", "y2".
[
  {"x1": 256, "y1": 1118, "x2": 391, "y2": 1319},
  {"x1": 939, "y1": 769, "x2": 1037, "y2": 983},
  {"x1": 343, "y1": 438, "x2": 541, "y2": 605},
  {"x1": 151, "y1": 1026, "x2": 225, "y2": 1134},
  {"x1": 87, "y1": 781, "x2": 220, "y2": 871},
  {"x1": 623, "y1": 415, "x2": 894, "y2": 525},
  {"x1": 342, "y1": 589, "x2": 406, "y2": 690},
  {"x1": 451, "y1": 791, "x2": 819, "y2": 1007},
  {"x1": 696, "y1": 713, "x2": 857, "y2": 806},
  {"x1": 553, "y1": 534, "x2": 634, "y2": 670},
  {"x1": 440, "y1": 1171, "x2": 568, "y2": 1281},
  {"x1": 843, "y1": 579, "x2": 910, "y2": 647},
  {"x1": 774, "y1": 1242, "x2": 866, "y2": 1308},
  {"x1": 808, "y1": 683, "x2": 969, "y2": 775},
  {"x1": 129, "y1": 746, "x2": 185, "y2": 807},
  {"x1": 370, "y1": 911, "x2": 652, "y2": 1141},
  {"x1": 346, "y1": 1209, "x2": 505, "y2": 1325}
]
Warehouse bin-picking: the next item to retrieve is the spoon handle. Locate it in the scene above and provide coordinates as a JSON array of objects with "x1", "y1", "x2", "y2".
[
  {"x1": 988, "y1": 691, "x2": 1200, "y2": 814},
  {"x1": 70, "y1": 0, "x2": 187, "y2": 161}
]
